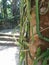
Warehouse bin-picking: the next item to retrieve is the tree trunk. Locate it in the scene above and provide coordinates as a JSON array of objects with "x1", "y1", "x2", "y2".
[
  {"x1": 11, "y1": 0, "x2": 17, "y2": 16},
  {"x1": 2, "y1": 0, "x2": 7, "y2": 18}
]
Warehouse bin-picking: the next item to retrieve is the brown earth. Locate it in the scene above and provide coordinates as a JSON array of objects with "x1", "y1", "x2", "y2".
[{"x1": 40, "y1": 10, "x2": 49, "y2": 38}]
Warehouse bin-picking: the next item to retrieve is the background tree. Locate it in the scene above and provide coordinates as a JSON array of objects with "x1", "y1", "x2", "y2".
[
  {"x1": 2, "y1": 0, "x2": 7, "y2": 18},
  {"x1": 11, "y1": 0, "x2": 17, "y2": 16}
]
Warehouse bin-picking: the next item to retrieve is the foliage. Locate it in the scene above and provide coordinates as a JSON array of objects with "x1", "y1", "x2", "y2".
[
  {"x1": 42, "y1": 58, "x2": 47, "y2": 65},
  {"x1": 36, "y1": 47, "x2": 41, "y2": 58},
  {"x1": 0, "y1": 0, "x2": 20, "y2": 29},
  {"x1": 0, "y1": 0, "x2": 20, "y2": 21},
  {"x1": 33, "y1": 48, "x2": 49, "y2": 65}
]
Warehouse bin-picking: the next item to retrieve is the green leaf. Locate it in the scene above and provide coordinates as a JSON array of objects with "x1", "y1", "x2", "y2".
[
  {"x1": 37, "y1": 49, "x2": 49, "y2": 60},
  {"x1": 36, "y1": 47, "x2": 41, "y2": 58},
  {"x1": 37, "y1": 51, "x2": 47, "y2": 60},
  {"x1": 42, "y1": 58, "x2": 47, "y2": 65},
  {"x1": 33, "y1": 59, "x2": 38, "y2": 65}
]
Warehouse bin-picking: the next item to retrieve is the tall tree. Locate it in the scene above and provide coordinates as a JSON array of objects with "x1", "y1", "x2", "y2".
[
  {"x1": 11, "y1": 0, "x2": 17, "y2": 16},
  {"x1": 2, "y1": 0, "x2": 7, "y2": 18}
]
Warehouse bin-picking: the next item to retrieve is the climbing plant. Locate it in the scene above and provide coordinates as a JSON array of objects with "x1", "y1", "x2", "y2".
[
  {"x1": 19, "y1": 0, "x2": 32, "y2": 65},
  {"x1": 19, "y1": 0, "x2": 49, "y2": 65}
]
